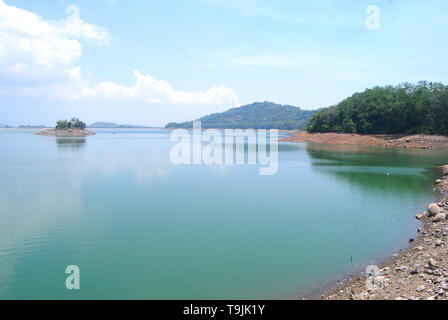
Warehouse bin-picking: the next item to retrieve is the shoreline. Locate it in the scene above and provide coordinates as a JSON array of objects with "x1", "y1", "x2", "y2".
[
  {"x1": 308, "y1": 164, "x2": 448, "y2": 300},
  {"x1": 282, "y1": 131, "x2": 448, "y2": 150},
  {"x1": 34, "y1": 128, "x2": 96, "y2": 137}
]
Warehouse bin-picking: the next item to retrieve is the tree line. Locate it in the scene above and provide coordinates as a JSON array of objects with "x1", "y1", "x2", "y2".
[
  {"x1": 56, "y1": 118, "x2": 86, "y2": 130},
  {"x1": 307, "y1": 82, "x2": 448, "y2": 135}
]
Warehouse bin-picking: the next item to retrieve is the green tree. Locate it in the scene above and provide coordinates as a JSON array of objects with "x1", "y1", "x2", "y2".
[
  {"x1": 55, "y1": 118, "x2": 86, "y2": 130},
  {"x1": 70, "y1": 117, "x2": 86, "y2": 130},
  {"x1": 56, "y1": 120, "x2": 69, "y2": 130},
  {"x1": 307, "y1": 82, "x2": 448, "y2": 135}
]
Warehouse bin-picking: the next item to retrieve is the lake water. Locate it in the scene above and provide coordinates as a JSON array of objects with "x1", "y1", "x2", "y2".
[{"x1": 0, "y1": 129, "x2": 447, "y2": 299}]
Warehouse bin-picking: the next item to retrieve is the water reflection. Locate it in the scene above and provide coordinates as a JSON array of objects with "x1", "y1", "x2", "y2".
[
  {"x1": 56, "y1": 138, "x2": 86, "y2": 152},
  {"x1": 304, "y1": 143, "x2": 448, "y2": 194}
]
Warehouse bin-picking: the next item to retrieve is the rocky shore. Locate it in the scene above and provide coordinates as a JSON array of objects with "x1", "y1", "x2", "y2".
[
  {"x1": 282, "y1": 131, "x2": 448, "y2": 150},
  {"x1": 313, "y1": 165, "x2": 448, "y2": 300},
  {"x1": 34, "y1": 128, "x2": 96, "y2": 137}
]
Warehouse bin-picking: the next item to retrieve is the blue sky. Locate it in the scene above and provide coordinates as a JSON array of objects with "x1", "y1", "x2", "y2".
[{"x1": 0, "y1": 0, "x2": 447, "y2": 126}]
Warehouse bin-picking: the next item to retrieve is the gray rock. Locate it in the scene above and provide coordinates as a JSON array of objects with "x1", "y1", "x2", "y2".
[
  {"x1": 435, "y1": 240, "x2": 444, "y2": 247},
  {"x1": 428, "y1": 203, "x2": 442, "y2": 217},
  {"x1": 440, "y1": 283, "x2": 448, "y2": 290},
  {"x1": 434, "y1": 278, "x2": 447, "y2": 284},
  {"x1": 416, "y1": 285, "x2": 425, "y2": 292},
  {"x1": 429, "y1": 258, "x2": 438, "y2": 267},
  {"x1": 416, "y1": 213, "x2": 426, "y2": 220},
  {"x1": 396, "y1": 266, "x2": 408, "y2": 272},
  {"x1": 410, "y1": 268, "x2": 419, "y2": 275},
  {"x1": 433, "y1": 213, "x2": 446, "y2": 223}
]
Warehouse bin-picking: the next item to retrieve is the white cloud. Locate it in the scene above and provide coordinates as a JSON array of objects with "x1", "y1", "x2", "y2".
[
  {"x1": 0, "y1": 1, "x2": 238, "y2": 110},
  {"x1": 82, "y1": 70, "x2": 239, "y2": 106},
  {"x1": 62, "y1": 5, "x2": 110, "y2": 45},
  {"x1": 0, "y1": 0, "x2": 109, "y2": 78}
]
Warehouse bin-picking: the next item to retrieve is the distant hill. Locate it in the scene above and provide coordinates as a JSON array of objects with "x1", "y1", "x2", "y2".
[
  {"x1": 18, "y1": 125, "x2": 46, "y2": 129},
  {"x1": 165, "y1": 101, "x2": 315, "y2": 130},
  {"x1": 88, "y1": 122, "x2": 152, "y2": 128},
  {"x1": 1, "y1": 124, "x2": 47, "y2": 128},
  {"x1": 307, "y1": 82, "x2": 448, "y2": 135}
]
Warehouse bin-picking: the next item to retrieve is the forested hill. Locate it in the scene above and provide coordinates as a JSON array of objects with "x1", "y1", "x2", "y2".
[
  {"x1": 307, "y1": 82, "x2": 448, "y2": 135},
  {"x1": 165, "y1": 102, "x2": 315, "y2": 130}
]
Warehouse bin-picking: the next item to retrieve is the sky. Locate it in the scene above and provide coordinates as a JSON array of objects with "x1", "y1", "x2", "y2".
[{"x1": 0, "y1": 0, "x2": 447, "y2": 127}]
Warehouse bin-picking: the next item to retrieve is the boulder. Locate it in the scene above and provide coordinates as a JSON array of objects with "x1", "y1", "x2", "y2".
[
  {"x1": 432, "y1": 213, "x2": 446, "y2": 223},
  {"x1": 429, "y1": 258, "x2": 438, "y2": 267},
  {"x1": 435, "y1": 240, "x2": 444, "y2": 247},
  {"x1": 428, "y1": 203, "x2": 442, "y2": 217},
  {"x1": 415, "y1": 213, "x2": 426, "y2": 220},
  {"x1": 440, "y1": 165, "x2": 448, "y2": 176},
  {"x1": 416, "y1": 285, "x2": 425, "y2": 292}
]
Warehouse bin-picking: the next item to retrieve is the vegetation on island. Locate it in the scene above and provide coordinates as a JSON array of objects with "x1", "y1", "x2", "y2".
[
  {"x1": 307, "y1": 82, "x2": 448, "y2": 135},
  {"x1": 35, "y1": 118, "x2": 94, "y2": 136},
  {"x1": 56, "y1": 118, "x2": 86, "y2": 130},
  {"x1": 165, "y1": 101, "x2": 315, "y2": 130}
]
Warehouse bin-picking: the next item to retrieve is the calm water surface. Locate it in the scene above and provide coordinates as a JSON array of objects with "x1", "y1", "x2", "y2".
[{"x1": 0, "y1": 129, "x2": 447, "y2": 299}]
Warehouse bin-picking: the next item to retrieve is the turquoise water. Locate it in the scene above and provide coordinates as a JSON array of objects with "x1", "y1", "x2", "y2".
[{"x1": 0, "y1": 129, "x2": 447, "y2": 299}]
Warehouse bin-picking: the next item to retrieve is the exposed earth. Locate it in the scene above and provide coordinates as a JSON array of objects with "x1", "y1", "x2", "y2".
[
  {"x1": 34, "y1": 128, "x2": 96, "y2": 137},
  {"x1": 282, "y1": 131, "x2": 448, "y2": 150}
]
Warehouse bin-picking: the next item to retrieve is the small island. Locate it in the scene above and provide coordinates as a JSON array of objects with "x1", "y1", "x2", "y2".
[{"x1": 35, "y1": 118, "x2": 95, "y2": 137}]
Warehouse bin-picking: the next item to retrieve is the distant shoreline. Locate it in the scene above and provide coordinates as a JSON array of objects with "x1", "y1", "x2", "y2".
[
  {"x1": 0, "y1": 127, "x2": 51, "y2": 130},
  {"x1": 0, "y1": 127, "x2": 166, "y2": 130},
  {"x1": 88, "y1": 127, "x2": 165, "y2": 130}
]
